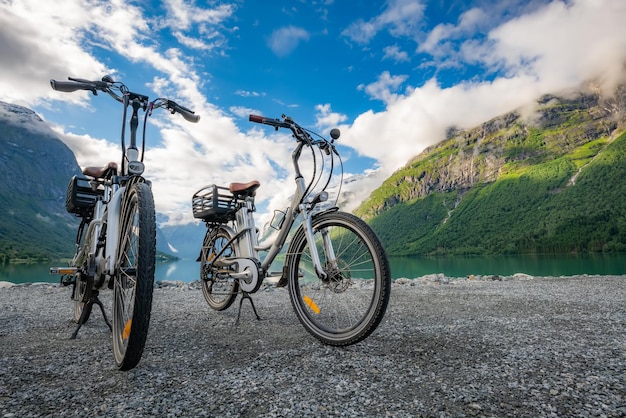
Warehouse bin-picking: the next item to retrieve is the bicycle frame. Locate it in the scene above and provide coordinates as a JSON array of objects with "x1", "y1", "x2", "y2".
[
  {"x1": 70, "y1": 93, "x2": 148, "y2": 289},
  {"x1": 205, "y1": 127, "x2": 337, "y2": 289}
]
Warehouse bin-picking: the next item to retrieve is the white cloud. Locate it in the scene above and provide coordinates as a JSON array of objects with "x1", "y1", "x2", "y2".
[
  {"x1": 235, "y1": 90, "x2": 265, "y2": 98},
  {"x1": 341, "y1": 0, "x2": 425, "y2": 44},
  {"x1": 268, "y1": 26, "x2": 310, "y2": 57},
  {"x1": 486, "y1": 0, "x2": 626, "y2": 91},
  {"x1": 419, "y1": 8, "x2": 488, "y2": 55},
  {"x1": 230, "y1": 106, "x2": 260, "y2": 119},
  {"x1": 358, "y1": 71, "x2": 409, "y2": 104},
  {"x1": 49, "y1": 126, "x2": 122, "y2": 170},
  {"x1": 0, "y1": 1, "x2": 108, "y2": 106},
  {"x1": 314, "y1": 104, "x2": 348, "y2": 130},
  {"x1": 162, "y1": 0, "x2": 235, "y2": 30},
  {"x1": 382, "y1": 45, "x2": 410, "y2": 62}
]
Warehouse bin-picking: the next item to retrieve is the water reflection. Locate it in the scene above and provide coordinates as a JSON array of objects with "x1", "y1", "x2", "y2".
[
  {"x1": 389, "y1": 253, "x2": 626, "y2": 278},
  {"x1": 2, "y1": 253, "x2": 625, "y2": 284}
]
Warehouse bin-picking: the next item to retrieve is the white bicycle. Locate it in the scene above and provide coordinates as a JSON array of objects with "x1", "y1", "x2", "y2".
[
  {"x1": 50, "y1": 75, "x2": 199, "y2": 370},
  {"x1": 192, "y1": 114, "x2": 391, "y2": 345}
]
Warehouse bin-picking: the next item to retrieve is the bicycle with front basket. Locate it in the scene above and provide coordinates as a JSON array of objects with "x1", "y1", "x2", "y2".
[
  {"x1": 192, "y1": 114, "x2": 391, "y2": 345},
  {"x1": 50, "y1": 75, "x2": 199, "y2": 370}
]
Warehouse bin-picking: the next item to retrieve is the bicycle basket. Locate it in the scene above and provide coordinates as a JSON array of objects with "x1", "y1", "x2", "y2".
[
  {"x1": 192, "y1": 184, "x2": 236, "y2": 222},
  {"x1": 65, "y1": 175, "x2": 102, "y2": 215}
]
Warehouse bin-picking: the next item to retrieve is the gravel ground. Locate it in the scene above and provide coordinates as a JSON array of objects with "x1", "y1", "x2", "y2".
[{"x1": 0, "y1": 274, "x2": 624, "y2": 417}]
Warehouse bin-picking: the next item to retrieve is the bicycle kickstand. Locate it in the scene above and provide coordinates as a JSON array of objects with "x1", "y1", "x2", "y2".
[
  {"x1": 235, "y1": 291, "x2": 261, "y2": 325},
  {"x1": 70, "y1": 290, "x2": 113, "y2": 339}
]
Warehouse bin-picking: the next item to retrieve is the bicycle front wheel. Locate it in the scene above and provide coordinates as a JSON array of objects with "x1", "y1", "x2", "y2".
[
  {"x1": 112, "y1": 182, "x2": 156, "y2": 371},
  {"x1": 286, "y1": 211, "x2": 391, "y2": 346}
]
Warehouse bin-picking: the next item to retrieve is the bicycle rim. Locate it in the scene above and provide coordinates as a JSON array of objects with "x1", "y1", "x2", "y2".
[
  {"x1": 287, "y1": 211, "x2": 391, "y2": 346},
  {"x1": 112, "y1": 182, "x2": 156, "y2": 371},
  {"x1": 200, "y1": 227, "x2": 239, "y2": 311},
  {"x1": 72, "y1": 274, "x2": 92, "y2": 323}
]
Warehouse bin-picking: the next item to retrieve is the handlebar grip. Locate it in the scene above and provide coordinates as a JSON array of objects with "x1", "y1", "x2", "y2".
[
  {"x1": 50, "y1": 79, "x2": 92, "y2": 93},
  {"x1": 169, "y1": 100, "x2": 200, "y2": 123},
  {"x1": 179, "y1": 108, "x2": 200, "y2": 123},
  {"x1": 249, "y1": 114, "x2": 291, "y2": 128},
  {"x1": 249, "y1": 114, "x2": 265, "y2": 123}
]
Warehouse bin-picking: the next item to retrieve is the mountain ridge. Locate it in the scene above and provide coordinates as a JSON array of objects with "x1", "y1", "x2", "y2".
[{"x1": 356, "y1": 82, "x2": 626, "y2": 256}]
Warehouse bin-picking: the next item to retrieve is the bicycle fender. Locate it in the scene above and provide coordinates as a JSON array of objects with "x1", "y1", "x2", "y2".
[
  {"x1": 312, "y1": 206, "x2": 339, "y2": 219},
  {"x1": 103, "y1": 186, "x2": 126, "y2": 275}
]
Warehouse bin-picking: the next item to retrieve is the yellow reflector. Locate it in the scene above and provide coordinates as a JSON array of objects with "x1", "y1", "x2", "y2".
[
  {"x1": 303, "y1": 295, "x2": 320, "y2": 314},
  {"x1": 50, "y1": 268, "x2": 77, "y2": 275},
  {"x1": 122, "y1": 320, "x2": 132, "y2": 340}
]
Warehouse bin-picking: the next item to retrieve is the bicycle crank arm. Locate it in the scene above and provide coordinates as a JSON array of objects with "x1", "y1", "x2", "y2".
[{"x1": 213, "y1": 257, "x2": 263, "y2": 293}]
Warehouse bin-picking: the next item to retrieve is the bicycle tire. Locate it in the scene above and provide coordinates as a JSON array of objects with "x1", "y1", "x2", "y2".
[
  {"x1": 286, "y1": 211, "x2": 391, "y2": 346},
  {"x1": 72, "y1": 273, "x2": 93, "y2": 323},
  {"x1": 112, "y1": 182, "x2": 156, "y2": 371},
  {"x1": 200, "y1": 227, "x2": 239, "y2": 310},
  {"x1": 72, "y1": 233, "x2": 97, "y2": 323}
]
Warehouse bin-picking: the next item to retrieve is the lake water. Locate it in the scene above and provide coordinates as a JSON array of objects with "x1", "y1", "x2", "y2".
[{"x1": 2, "y1": 253, "x2": 625, "y2": 285}]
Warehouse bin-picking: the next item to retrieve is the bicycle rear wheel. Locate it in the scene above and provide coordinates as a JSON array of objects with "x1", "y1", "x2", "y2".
[
  {"x1": 72, "y1": 272, "x2": 93, "y2": 323},
  {"x1": 286, "y1": 211, "x2": 391, "y2": 346},
  {"x1": 112, "y1": 182, "x2": 156, "y2": 371},
  {"x1": 200, "y1": 227, "x2": 239, "y2": 310}
]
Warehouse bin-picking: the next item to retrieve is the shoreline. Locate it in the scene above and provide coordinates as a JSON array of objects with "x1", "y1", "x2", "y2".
[{"x1": 1, "y1": 271, "x2": 625, "y2": 289}]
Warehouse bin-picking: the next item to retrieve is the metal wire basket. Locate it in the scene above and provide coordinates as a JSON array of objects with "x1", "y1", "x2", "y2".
[{"x1": 191, "y1": 184, "x2": 236, "y2": 222}]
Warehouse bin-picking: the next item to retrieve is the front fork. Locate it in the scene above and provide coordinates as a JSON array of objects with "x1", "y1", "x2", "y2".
[{"x1": 299, "y1": 203, "x2": 336, "y2": 281}]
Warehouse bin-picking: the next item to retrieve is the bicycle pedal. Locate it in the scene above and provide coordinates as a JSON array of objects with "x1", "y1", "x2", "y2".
[
  {"x1": 51, "y1": 267, "x2": 79, "y2": 287},
  {"x1": 50, "y1": 267, "x2": 79, "y2": 275}
]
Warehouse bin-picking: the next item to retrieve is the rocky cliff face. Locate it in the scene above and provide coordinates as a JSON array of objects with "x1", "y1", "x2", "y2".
[{"x1": 359, "y1": 83, "x2": 626, "y2": 220}]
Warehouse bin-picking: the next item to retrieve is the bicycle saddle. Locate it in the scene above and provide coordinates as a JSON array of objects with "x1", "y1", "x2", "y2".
[
  {"x1": 82, "y1": 162, "x2": 118, "y2": 179},
  {"x1": 230, "y1": 180, "x2": 260, "y2": 197}
]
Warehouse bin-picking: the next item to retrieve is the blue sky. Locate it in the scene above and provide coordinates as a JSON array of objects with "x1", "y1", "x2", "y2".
[{"x1": 1, "y1": 0, "x2": 625, "y2": 226}]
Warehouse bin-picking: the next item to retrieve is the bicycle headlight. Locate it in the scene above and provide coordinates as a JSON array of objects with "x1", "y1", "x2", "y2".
[
  {"x1": 128, "y1": 161, "x2": 145, "y2": 175},
  {"x1": 310, "y1": 191, "x2": 328, "y2": 206}
]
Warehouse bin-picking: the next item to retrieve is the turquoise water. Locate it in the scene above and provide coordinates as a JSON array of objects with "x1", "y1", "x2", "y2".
[{"x1": 3, "y1": 253, "x2": 625, "y2": 284}]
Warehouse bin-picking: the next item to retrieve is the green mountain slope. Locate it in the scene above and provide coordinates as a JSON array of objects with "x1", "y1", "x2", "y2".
[
  {"x1": 0, "y1": 102, "x2": 80, "y2": 261},
  {"x1": 0, "y1": 102, "x2": 181, "y2": 262},
  {"x1": 356, "y1": 84, "x2": 626, "y2": 256}
]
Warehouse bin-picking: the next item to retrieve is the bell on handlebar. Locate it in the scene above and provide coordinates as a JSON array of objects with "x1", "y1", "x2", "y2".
[
  {"x1": 102, "y1": 75, "x2": 114, "y2": 83},
  {"x1": 330, "y1": 128, "x2": 340, "y2": 140}
]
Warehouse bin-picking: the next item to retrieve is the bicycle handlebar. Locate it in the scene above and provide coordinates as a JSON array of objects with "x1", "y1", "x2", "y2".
[
  {"x1": 249, "y1": 113, "x2": 340, "y2": 159},
  {"x1": 50, "y1": 76, "x2": 200, "y2": 123}
]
